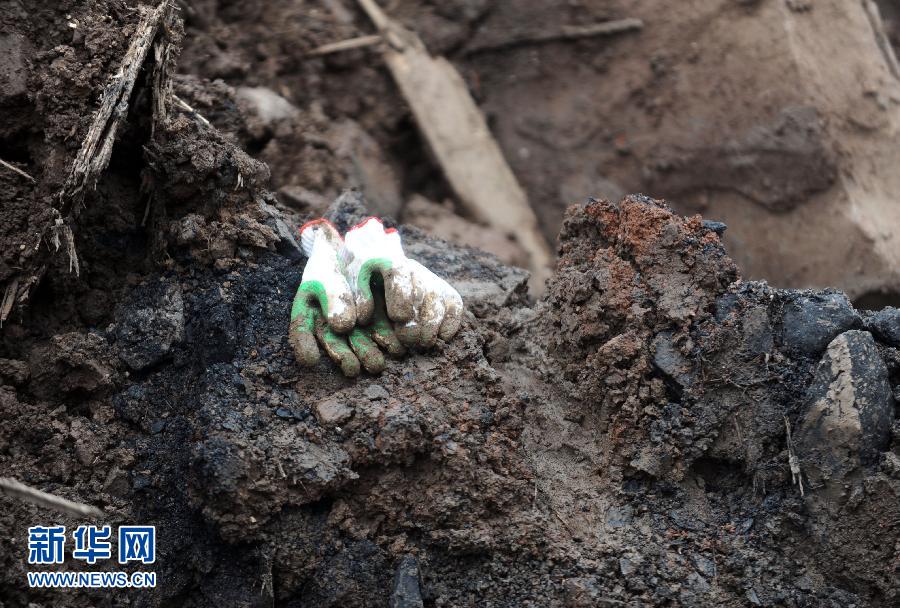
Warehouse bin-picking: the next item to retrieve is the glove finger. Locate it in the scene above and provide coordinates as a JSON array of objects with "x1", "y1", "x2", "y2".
[
  {"x1": 417, "y1": 291, "x2": 445, "y2": 348},
  {"x1": 323, "y1": 284, "x2": 356, "y2": 334},
  {"x1": 395, "y1": 320, "x2": 421, "y2": 348},
  {"x1": 354, "y1": 258, "x2": 392, "y2": 324},
  {"x1": 383, "y1": 265, "x2": 419, "y2": 324},
  {"x1": 404, "y1": 259, "x2": 463, "y2": 342},
  {"x1": 438, "y1": 289, "x2": 463, "y2": 341},
  {"x1": 369, "y1": 289, "x2": 406, "y2": 357},
  {"x1": 315, "y1": 319, "x2": 361, "y2": 378},
  {"x1": 290, "y1": 285, "x2": 322, "y2": 367},
  {"x1": 348, "y1": 328, "x2": 386, "y2": 375},
  {"x1": 296, "y1": 279, "x2": 355, "y2": 335}
]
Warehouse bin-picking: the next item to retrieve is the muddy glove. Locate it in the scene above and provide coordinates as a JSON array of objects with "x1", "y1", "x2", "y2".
[
  {"x1": 344, "y1": 217, "x2": 463, "y2": 348},
  {"x1": 289, "y1": 219, "x2": 402, "y2": 377}
]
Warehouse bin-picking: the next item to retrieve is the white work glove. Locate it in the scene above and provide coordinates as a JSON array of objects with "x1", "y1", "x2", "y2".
[
  {"x1": 290, "y1": 219, "x2": 403, "y2": 377},
  {"x1": 343, "y1": 217, "x2": 463, "y2": 348}
]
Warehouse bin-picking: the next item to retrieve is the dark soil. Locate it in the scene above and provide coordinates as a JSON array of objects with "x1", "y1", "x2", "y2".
[{"x1": 1, "y1": 2, "x2": 899, "y2": 607}]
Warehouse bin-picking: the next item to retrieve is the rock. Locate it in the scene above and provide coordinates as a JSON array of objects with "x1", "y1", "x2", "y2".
[
  {"x1": 258, "y1": 200, "x2": 303, "y2": 260},
  {"x1": 389, "y1": 555, "x2": 424, "y2": 608},
  {"x1": 796, "y1": 330, "x2": 894, "y2": 495},
  {"x1": 604, "y1": 504, "x2": 633, "y2": 529},
  {"x1": 701, "y1": 220, "x2": 727, "y2": 234},
  {"x1": 865, "y1": 307, "x2": 900, "y2": 347},
  {"x1": 651, "y1": 331, "x2": 694, "y2": 388},
  {"x1": 781, "y1": 291, "x2": 861, "y2": 355},
  {"x1": 364, "y1": 384, "x2": 389, "y2": 400},
  {"x1": 619, "y1": 557, "x2": 637, "y2": 576},
  {"x1": 693, "y1": 555, "x2": 716, "y2": 578},
  {"x1": 314, "y1": 398, "x2": 352, "y2": 426},
  {"x1": 115, "y1": 281, "x2": 185, "y2": 371},
  {"x1": 880, "y1": 452, "x2": 900, "y2": 478},
  {"x1": 102, "y1": 467, "x2": 130, "y2": 497}
]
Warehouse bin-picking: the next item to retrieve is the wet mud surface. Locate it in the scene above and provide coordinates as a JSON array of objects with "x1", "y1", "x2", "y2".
[{"x1": 1, "y1": 2, "x2": 899, "y2": 607}]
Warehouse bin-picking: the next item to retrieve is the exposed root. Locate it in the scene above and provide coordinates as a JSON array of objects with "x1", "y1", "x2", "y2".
[
  {"x1": 0, "y1": 158, "x2": 35, "y2": 182},
  {"x1": 784, "y1": 416, "x2": 805, "y2": 497},
  {"x1": 0, "y1": 477, "x2": 103, "y2": 518},
  {"x1": 172, "y1": 94, "x2": 212, "y2": 128}
]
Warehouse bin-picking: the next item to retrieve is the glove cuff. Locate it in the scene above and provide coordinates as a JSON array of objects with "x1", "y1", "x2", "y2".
[
  {"x1": 344, "y1": 217, "x2": 405, "y2": 266},
  {"x1": 347, "y1": 216, "x2": 398, "y2": 235},
  {"x1": 299, "y1": 218, "x2": 342, "y2": 257}
]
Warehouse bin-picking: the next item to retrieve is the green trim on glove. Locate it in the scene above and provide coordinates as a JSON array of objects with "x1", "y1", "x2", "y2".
[{"x1": 357, "y1": 258, "x2": 393, "y2": 302}]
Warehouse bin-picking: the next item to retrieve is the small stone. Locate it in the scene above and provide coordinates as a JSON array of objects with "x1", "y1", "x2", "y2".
[
  {"x1": 314, "y1": 398, "x2": 352, "y2": 426},
  {"x1": 652, "y1": 332, "x2": 694, "y2": 388},
  {"x1": 693, "y1": 555, "x2": 716, "y2": 578},
  {"x1": 865, "y1": 307, "x2": 900, "y2": 347},
  {"x1": 604, "y1": 505, "x2": 633, "y2": 528},
  {"x1": 102, "y1": 467, "x2": 130, "y2": 497},
  {"x1": 701, "y1": 220, "x2": 727, "y2": 234},
  {"x1": 222, "y1": 421, "x2": 240, "y2": 432},
  {"x1": 619, "y1": 557, "x2": 636, "y2": 576},
  {"x1": 796, "y1": 330, "x2": 894, "y2": 495},
  {"x1": 781, "y1": 291, "x2": 861, "y2": 355},
  {"x1": 881, "y1": 452, "x2": 900, "y2": 478},
  {"x1": 275, "y1": 407, "x2": 294, "y2": 419},
  {"x1": 132, "y1": 473, "x2": 152, "y2": 490},
  {"x1": 115, "y1": 281, "x2": 185, "y2": 371},
  {"x1": 150, "y1": 420, "x2": 166, "y2": 434},
  {"x1": 389, "y1": 555, "x2": 424, "y2": 608},
  {"x1": 364, "y1": 384, "x2": 390, "y2": 400}
]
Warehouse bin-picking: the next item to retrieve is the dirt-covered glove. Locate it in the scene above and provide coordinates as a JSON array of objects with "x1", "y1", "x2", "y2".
[
  {"x1": 344, "y1": 217, "x2": 463, "y2": 348},
  {"x1": 289, "y1": 219, "x2": 403, "y2": 377}
]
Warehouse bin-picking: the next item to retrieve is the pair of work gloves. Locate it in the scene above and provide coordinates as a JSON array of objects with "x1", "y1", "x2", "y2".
[{"x1": 290, "y1": 217, "x2": 464, "y2": 377}]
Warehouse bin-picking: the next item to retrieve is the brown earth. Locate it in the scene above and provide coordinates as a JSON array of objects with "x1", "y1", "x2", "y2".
[
  {"x1": 171, "y1": 0, "x2": 900, "y2": 305},
  {"x1": 1, "y1": 1, "x2": 899, "y2": 607}
]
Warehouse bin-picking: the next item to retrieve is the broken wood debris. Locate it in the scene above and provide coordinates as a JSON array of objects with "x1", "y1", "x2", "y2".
[
  {"x1": 354, "y1": 0, "x2": 553, "y2": 292},
  {"x1": 60, "y1": 0, "x2": 170, "y2": 208},
  {"x1": 307, "y1": 34, "x2": 382, "y2": 56}
]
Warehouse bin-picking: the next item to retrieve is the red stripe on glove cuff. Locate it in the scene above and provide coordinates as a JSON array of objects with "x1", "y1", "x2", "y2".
[
  {"x1": 298, "y1": 218, "x2": 341, "y2": 240},
  {"x1": 347, "y1": 216, "x2": 398, "y2": 234}
]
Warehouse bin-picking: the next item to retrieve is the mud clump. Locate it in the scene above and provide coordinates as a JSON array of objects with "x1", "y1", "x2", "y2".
[{"x1": 539, "y1": 195, "x2": 739, "y2": 479}]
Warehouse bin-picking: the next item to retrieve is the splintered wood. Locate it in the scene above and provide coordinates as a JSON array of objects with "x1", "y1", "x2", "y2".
[
  {"x1": 355, "y1": 0, "x2": 553, "y2": 292},
  {"x1": 61, "y1": 0, "x2": 169, "y2": 208},
  {"x1": 1, "y1": 1, "x2": 173, "y2": 323}
]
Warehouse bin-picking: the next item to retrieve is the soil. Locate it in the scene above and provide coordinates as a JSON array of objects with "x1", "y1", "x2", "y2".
[{"x1": 1, "y1": 1, "x2": 899, "y2": 607}]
